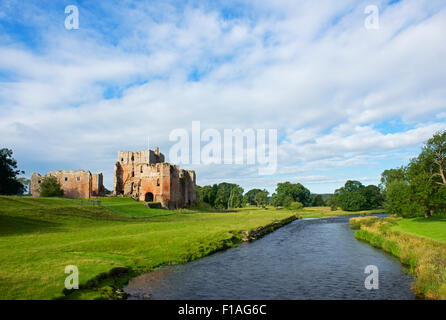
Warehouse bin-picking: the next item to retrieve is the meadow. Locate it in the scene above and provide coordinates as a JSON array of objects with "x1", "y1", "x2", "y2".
[
  {"x1": 0, "y1": 196, "x2": 300, "y2": 300},
  {"x1": 0, "y1": 196, "x2": 386, "y2": 300}
]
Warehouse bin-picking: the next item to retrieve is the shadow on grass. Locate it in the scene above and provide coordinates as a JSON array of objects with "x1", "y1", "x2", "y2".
[
  {"x1": 409, "y1": 216, "x2": 446, "y2": 223},
  {"x1": 0, "y1": 214, "x2": 63, "y2": 236}
]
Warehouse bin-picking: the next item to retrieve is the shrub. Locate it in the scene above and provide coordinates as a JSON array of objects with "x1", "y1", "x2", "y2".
[
  {"x1": 39, "y1": 176, "x2": 64, "y2": 197},
  {"x1": 288, "y1": 201, "x2": 304, "y2": 210}
]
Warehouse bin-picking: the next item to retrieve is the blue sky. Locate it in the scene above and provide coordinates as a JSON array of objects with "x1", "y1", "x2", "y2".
[{"x1": 1, "y1": 0, "x2": 446, "y2": 194}]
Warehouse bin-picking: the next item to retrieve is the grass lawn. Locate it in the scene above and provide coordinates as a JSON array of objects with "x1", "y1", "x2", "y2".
[
  {"x1": 393, "y1": 216, "x2": 446, "y2": 242},
  {"x1": 0, "y1": 196, "x2": 297, "y2": 300},
  {"x1": 81, "y1": 197, "x2": 173, "y2": 218}
]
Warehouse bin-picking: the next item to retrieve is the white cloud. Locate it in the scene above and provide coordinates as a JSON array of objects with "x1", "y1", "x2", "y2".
[{"x1": 1, "y1": 0, "x2": 445, "y2": 193}]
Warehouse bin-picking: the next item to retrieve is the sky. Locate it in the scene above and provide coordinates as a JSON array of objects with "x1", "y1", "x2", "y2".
[{"x1": 1, "y1": 0, "x2": 445, "y2": 194}]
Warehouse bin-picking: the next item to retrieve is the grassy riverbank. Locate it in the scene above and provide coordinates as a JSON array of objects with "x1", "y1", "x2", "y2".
[
  {"x1": 350, "y1": 216, "x2": 446, "y2": 299},
  {"x1": 0, "y1": 196, "x2": 298, "y2": 300}
]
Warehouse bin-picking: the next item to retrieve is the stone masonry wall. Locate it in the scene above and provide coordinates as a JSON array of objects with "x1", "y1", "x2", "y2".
[
  {"x1": 113, "y1": 148, "x2": 197, "y2": 209},
  {"x1": 31, "y1": 169, "x2": 104, "y2": 199}
]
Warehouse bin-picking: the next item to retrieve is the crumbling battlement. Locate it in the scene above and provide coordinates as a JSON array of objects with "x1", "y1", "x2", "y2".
[
  {"x1": 113, "y1": 148, "x2": 198, "y2": 209},
  {"x1": 31, "y1": 169, "x2": 105, "y2": 199}
]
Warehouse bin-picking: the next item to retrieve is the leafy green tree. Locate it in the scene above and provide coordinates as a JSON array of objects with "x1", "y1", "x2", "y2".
[
  {"x1": 384, "y1": 180, "x2": 412, "y2": 216},
  {"x1": 424, "y1": 130, "x2": 446, "y2": 186},
  {"x1": 253, "y1": 189, "x2": 269, "y2": 207},
  {"x1": 275, "y1": 182, "x2": 311, "y2": 207},
  {"x1": 380, "y1": 167, "x2": 405, "y2": 191},
  {"x1": 228, "y1": 186, "x2": 244, "y2": 208},
  {"x1": 282, "y1": 195, "x2": 294, "y2": 209},
  {"x1": 362, "y1": 185, "x2": 384, "y2": 209},
  {"x1": 380, "y1": 131, "x2": 446, "y2": 217},
  {"x1": 269, "y1": 193, "x2": 280, "y2": 207},
  {"x1": 310, "y1": 194, "x2": 325, "y2": 206},
  {"x1": 197, "y1": 185, "x2": 218, "y2": 207},
  {"x1": 334, "y1": 180, "x2": 383, "y2": 211},
  {"x1": 0, "y1": 148, "x2": 25, "y2": 195},
  {"x1": 244, "y1": 189, "x2": 263, "y2": 205},
  {"x1": 39, "y1": 176, "x2": 64, "y2": 197}
]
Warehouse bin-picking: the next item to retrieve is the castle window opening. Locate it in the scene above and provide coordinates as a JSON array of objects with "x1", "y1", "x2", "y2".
[
  {"x1": 64, "y1": 177, "x2": 68, "y2": 181},
  {"x1": 77, "y1": 177, "x2": 80, "y2": 182},
  {"x1": 157, "y1": 179, "x2": 160, "y2": 187}
]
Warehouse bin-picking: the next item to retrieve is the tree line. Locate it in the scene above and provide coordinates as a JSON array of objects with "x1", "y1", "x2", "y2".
[
  {"x1": 197, "y1": 181, "x2": 328, "y2": 210},
  {"x1": 380, "y1": 130, "x2": 446, "y2": 217}
]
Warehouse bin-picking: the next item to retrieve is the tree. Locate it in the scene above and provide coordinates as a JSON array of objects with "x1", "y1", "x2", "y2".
[
  {"x1": 334, "y1": 180, "x2": 382, "y2": 211},
  {"x1": 380, "y1": 131, "x2": 446, "y2": 217},
  {"x1": 0, "y1": 148, "x2": 25, "y2": 195},
  {"x1": 275, "y1": 182, "x2": 311, "y2": 207},
  {"x1": 39, "y1": 176, "x2": 64, "y2": 197},
  {"x1": 384, "y1": 180, "x2": 412, "y2": 217},
  {"x1": 228, "y1": 186, "x2": 244, "y2": 208},
  {"x1": 253, "y1": 189, "x2": 269, "y2": 207},
  {"x1": 208, "y1": 183, "x2": 244, "y2": 209},
  {"x1": 362, "y1": 185, "x2": 384, "y2": 209},
  {"x1": 380, "y1": 167, "x2": 405, "y2": 191},
  {"x1": 244, "y1": 189, "x2": 263, "y2": 205},
  {"x1": 196, "y1": 185, "x2": 218, "y2": 207},
  {"x1": 269, "y1": 193, "x2": 280, "y2": 207},
  {"x1": 310, "y1": 194, "x2": 325, "y2": 207},
  {"x1": 282, "y1": 196, "x2": 294, "y2": 209},
  {"x1": 424, "y1": 130, "x2": 446, "y2": 186}
]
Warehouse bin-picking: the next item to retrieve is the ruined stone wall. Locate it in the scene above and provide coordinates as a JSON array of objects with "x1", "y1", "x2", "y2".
[
  {"x1": 91, "y1": 173, "x2": 104, "y2": 196},
  {"x1": 113, "y1": 149, "x2": 197, "y2": 209},
  {"x1": 31, "y1": 169, "x2": 104, "y2": 199}
]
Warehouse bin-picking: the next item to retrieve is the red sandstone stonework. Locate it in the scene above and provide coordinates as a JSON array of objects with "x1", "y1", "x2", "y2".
[
  {"x1": 31, "y1": 170, "x2": 105, "y2": 199},
  {"x1": 113, "y1": 148, "x2": 198, "y2": 209}
]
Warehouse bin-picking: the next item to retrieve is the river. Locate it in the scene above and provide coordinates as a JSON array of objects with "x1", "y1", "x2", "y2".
[{"x1": 125, "y1": 215, "x2": 415, "y2": 300}]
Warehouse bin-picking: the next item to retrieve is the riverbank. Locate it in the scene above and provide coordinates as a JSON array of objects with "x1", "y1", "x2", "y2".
[
  {"x1": 350, "y1": 216, "x2": 446, "y2": 299},
  {"x1": 126, "y1": 214, "x2": 414, "y2": 300},
  {"x1": 0, "y1": 196, "x2": 299, "y2": 300}
]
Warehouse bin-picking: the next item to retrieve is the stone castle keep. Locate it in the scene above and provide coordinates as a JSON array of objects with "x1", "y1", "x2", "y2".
[
  {"x1": 31, "y1": 170, "x2": 105, "y2": 199},
  {"x1": 30, "y1": 148, "x2": 198, "y2": 209},
  {"x1": 113, "y1": 148, "x2": 198, "y2": 209}
]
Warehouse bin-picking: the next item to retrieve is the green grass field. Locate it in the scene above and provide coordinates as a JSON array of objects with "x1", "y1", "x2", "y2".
[
  {"x1": 0, "y1": 196, "x2": 301, "y2": 300},
  {"x1": 0, "y1": 196, "x2": 387, "y2": 300},
  {"x1": 393, "y1": 216, "x2": 446, "y2": 242}
]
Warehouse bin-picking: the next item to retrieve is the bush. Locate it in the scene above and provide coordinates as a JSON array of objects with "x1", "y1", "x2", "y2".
[
  {"x1": 39, "y1": 176, "x2": 64, "y2": 197},
  {"x1": 288, "y1": 201, "x2": 304, "y2": 210}
]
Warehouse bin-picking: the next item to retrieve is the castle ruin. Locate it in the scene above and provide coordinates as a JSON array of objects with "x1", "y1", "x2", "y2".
[
  {"x1": 113, "y1": 148, "x2": 198, "y2": 209},
  {"x1": 31, "y1": 170, "x2": 105, "y2": 199}
]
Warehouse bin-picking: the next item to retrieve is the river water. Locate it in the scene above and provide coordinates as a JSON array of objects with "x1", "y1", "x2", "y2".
[{"x1": 125, "y1": 216, "x2": 415, "y2": 300}]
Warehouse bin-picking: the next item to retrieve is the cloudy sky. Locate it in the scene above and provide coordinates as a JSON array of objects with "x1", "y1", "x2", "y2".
[{"x1": 1, "y1": 0, "x2": 445, "y2": 194}]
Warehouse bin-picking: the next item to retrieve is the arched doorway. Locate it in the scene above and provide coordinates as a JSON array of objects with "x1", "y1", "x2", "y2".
[{"x1": 145, "y1": 192, "x2": 154, "y2": 202}]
